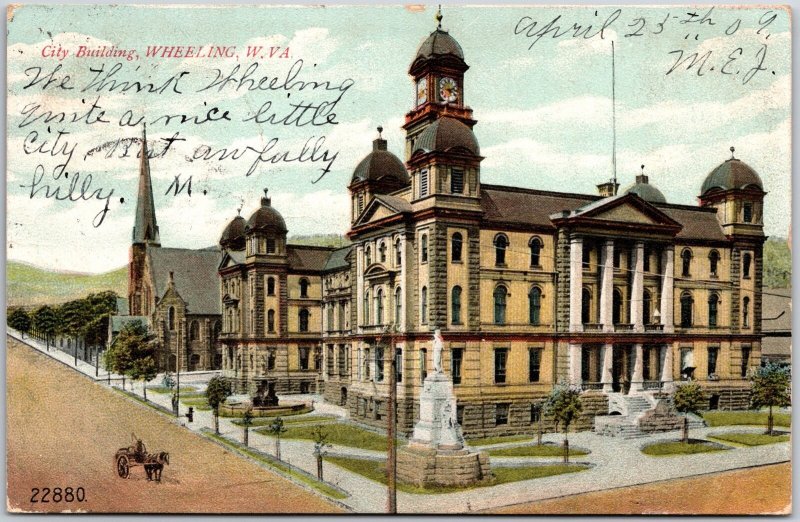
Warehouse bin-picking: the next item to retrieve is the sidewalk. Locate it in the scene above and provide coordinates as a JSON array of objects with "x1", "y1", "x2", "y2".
[{"x1": 8, "y1": 330, "x2": 791, "y2": 514}]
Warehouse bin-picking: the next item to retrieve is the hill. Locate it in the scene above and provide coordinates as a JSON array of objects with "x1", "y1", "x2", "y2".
[{"x1": 6, "y1": 262, "x2": 128, "y2": 308}]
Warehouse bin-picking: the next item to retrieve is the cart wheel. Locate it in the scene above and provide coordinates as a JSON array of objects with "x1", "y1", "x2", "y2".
[{"x1": 116, "y1": 455, "x2": 130, "y2": 478}]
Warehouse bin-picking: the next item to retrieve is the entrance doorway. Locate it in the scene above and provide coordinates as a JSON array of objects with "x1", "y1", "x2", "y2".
[{"x1": 612, "y1": 347, "x2": 631, "y2": 393}]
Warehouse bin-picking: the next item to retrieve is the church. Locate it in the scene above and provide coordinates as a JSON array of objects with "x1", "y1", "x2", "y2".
[{"x1": 126, "y1": 14, "x2": 766, "y2": 438}]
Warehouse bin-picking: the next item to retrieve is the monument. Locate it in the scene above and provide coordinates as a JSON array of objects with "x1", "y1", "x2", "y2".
[{"x1": 397, "y1": 330, "x2": 492, "y2": 488}]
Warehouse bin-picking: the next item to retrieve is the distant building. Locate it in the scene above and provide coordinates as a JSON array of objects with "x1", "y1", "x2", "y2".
[{"x1": 761, "y1": 288, "x2": 791, "y2": 365}]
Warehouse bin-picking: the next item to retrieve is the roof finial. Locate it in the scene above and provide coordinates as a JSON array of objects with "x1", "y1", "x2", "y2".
[
  {"x1": 436, "y1": 4, "x2": 443, "y2": 29},
  {"x1": 641, "y1": 164, "x2": 645, "y2": 174},
  {"x1": 377, "y1": 125, "x2": 383, "y2": 138},
  {"x1": 730, "y1": 146, "x2": 736, "y2": 160},
  {"x1": 264, "y1": 187, "x2": 269, "y2": 198},
  {"x1": 262, "y1": 187, "x2": 271, "y2": 206}
]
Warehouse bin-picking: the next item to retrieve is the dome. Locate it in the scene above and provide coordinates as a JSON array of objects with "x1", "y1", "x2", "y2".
[
  {"x1": 351, "y1": 135, "x2": 410, "y2": 186},
  {"x1": 413, "y1": 117, "x2": 479, "y2": 156},
  {"x1": 701, "y1": 149, "x2": 764, "y2": 195},
  {"x1": 246, "y1": 190, "x2": 287, "y2": 234},
  {"x1": 219, "y1": 214, "x2": 246, "y2": 250},
  {"x1": 623, "y1": 173, "x2": 666, "y2": 204},
  {"x1": 414, "y1": 29, "x2": 464, "y2": 62}
]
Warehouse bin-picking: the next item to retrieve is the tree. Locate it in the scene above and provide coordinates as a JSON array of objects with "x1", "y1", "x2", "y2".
[
  {"x1": 311, "y1": 425, "x2": 332, "y2": 480},
  {"x1": 750, "y1": 362, "x2": 791, "y2": 435},
  {"x1": 267, "y1": 417, "x2": 288, "y2": 461},
  {"x1": 8, "y1": 308, "x2": 31, "y2": 338},
  {"x1": 545, "y1": 384, "x2": 582, "y2": 463},
  {"x1": 131, "y1": 356, "x2": 158, "y2": 401},
  {"x1": 242, "y1": 407, "x2": 254, "y2": 447},
  {"x1": 672, "y1": 382, "x2": 705, "y2": 443},
  {"x1": 206, "y1": 376, "x2": 231, "y2": 435},
  {"x1": 31, "y1": 305, "x2": 59, "y2": 349},
  {"x1": 105, "y1": 320, "x2": 148, "y2": 390}
]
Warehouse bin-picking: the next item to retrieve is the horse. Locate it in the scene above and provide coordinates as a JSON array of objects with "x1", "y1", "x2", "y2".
[{"x1": 144, "y1": 451, "x2": 170, "y2": 482}]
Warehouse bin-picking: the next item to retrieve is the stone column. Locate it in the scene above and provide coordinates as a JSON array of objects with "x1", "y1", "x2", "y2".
[
  {"x1": 660, "y1": 246, "x2": 675, "y2": 333},
  {"x1": 601, "y1": 343, "x2": 614, "y2": 393},
  {"x1": 400, "y1": 235, "x2": 407, "y2": 332},
  {"x1": 569, "y1": 343, "x2": 582, "y2": 387},
  {"x1": 569, "y1": 236, "x2": 583, "y2": 332},
  {"x1": 356, "y1": 245, "x2": 364, "y2": 333},
  {"x1": 631, "y1": 241, "x2": 645, "y2": 332},
  {"x1": 631, "y1": 343, "x2": 644, "y2": 393},
  {"x1": 660, "y1": 344, "x2": 674, "y2": 392},
  {"x1": 600, "y1": 240, "x2": 615, "y2": 332}
]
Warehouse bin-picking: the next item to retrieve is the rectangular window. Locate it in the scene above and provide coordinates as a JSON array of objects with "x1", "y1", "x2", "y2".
[
  {"x1": 420, "y1": 169, "x2": 429, "y2": 197},
  {"x1": 707, "y1": 346, "x2": 719, "y2": 376},
  {"x1": 451, "y1": 348, "x2": 463, "y2": 385},
  {"x1": 338, "y1": 345, "x2": 346, "y2": 376},
  {"x1": 451, "y1": 168, "x2": 464, "y2": 194},
  {"x1": 420, "y1": 348, "x2": 427, "y2": 381},
  {"x1": 528, "y1": 347, "x2": 542, "y2": 382},
  {"x1": 743, "y1": 202, "x2": 753, "y2": 223},
  {"x1": 395, "y1": 348, "x2": 403, "y2": 383},
  {"x1": 327, "y1": 345, "x2": 334, "y2": 376},
  {"x1": 338, "y1": 301, "x2": 346, "y2": 331},
  {"x1": 299, "y1": 347, "x2": 309, "y2": 371},
  {"x1": 327, "y1": 305, "x2": 334, "y2": 332},
  {"x1": 375, "y1": 346, "x2": 384, "y2": 382},
  {"x1": 364, "y1": 348, "x2": 371, "y2": 380},
  {"x1": 266, "y1": 238, "x2": 276, "y2": 254},
  {"x1": 495, "y1": 403, "x2": 509, "y2": 425},
  {"x1": 494, "y1": 348, "x2": 508, "y2": 384},
  {"x1": 741, "y1": 345, "x2": 751, "y2": 377}
]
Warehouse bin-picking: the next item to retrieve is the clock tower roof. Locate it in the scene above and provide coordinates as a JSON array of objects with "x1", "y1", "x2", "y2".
[{"x1": 414, "y1": 28, "x2": 464, "y2": 62}]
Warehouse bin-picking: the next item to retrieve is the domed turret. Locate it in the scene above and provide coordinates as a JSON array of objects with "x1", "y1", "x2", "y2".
[
  {"x1": 414, "y1": 29, "x2": 464, "y2": 62},
  {"x1": 412, "y1": 117, "x2": 479, "y2": 156},
  {"x1": 220, "y1": 213, "x2": 246, "y2": 250},
  {"x1": 623, "y1": 166, "x2": 666, "y2": 204},
  {"x1": 351, "y1": 127, "x2": 410, "y2": 188},
  {"x1": 701, "y1": 147, "x2": 764, "y2": 195},
  {"x1": 246, "y1": 189, "x2": 287, "y2": 234}
]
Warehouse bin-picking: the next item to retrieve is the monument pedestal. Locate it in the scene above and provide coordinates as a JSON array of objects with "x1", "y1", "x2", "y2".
[{"x1": 397, "y1": 372, "x2": 492, "y2": 487}]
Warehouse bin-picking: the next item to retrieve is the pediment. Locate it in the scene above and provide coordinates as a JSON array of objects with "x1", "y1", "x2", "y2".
[
  {"x1": 353, "y1": 196, "x2": 409, "y2": 228},
  {"x1": 591, "y1": 203, "x2": 659, "y2": 225}
]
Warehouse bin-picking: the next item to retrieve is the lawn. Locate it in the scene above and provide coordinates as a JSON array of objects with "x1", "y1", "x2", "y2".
[
  {"x1": 257, "y1": 422, "x2": 390, "y2": 451},
  {"x1": 325, "y1": 456, "x2": 588, "y2": 494},
  {"x1": 219, "y1": 404, "x2": 313, "y2": 418},
  {"x1": 232, "y1": 415, "x2": 337, "y2": 427},
  {"x1": 182, "y1": 398, "x2": 212, "y2": 411},
  {"x1": 708, "y1": 432, "x2": 790, "y2": 446},
  {"x1": 703, "y1": 411, "x2": 791, "y2": 428},
  {"x1": 203, "y1": 430, "x2": 348, "y2": 500},
  {"x1": 488, "y1": 443, "x2": 589, "y2": 457},
  {"x1": 468, "y1": 435, "x2": 532, "y2": 447},
  {"x1": 148, "y1": 385, "x2": 198, "y2": 394},
  {"x1": 642, "y1": 440, "x2": 730, "y2": 456}
]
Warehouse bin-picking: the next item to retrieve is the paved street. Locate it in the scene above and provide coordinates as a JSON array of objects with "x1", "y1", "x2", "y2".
[{"x1": 8, "y1": 329, "x2": 792, "y2": 514}]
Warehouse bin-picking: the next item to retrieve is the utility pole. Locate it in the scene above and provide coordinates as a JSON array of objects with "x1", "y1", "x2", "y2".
[
  {"x1": 175, "y1": 322, "x2": 181, "y2": 417},
  {"x1": 386, "y1": 323, "x2": 397, "y2": 514}
]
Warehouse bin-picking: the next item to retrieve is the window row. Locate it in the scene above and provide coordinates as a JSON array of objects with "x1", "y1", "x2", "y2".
[
  {"x1": 363, "y1": 287, "x2": 403, "y2": 326},
  {"x1": 490, "y1": 234, "x2": 543, "y2": 267},
  {"x1": 364, "y1": 238, "x2": 404, "y2": 267}
]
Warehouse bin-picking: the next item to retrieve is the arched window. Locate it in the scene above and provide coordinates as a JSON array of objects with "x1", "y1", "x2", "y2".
[
  {"x1": 189, "y1": 320, "x2": 199, "y2": 341},
  {"x1": 420, "y1": 286, "x2": 428, "y2": 324},
  {"x1": 451, "y1": 232, "x2": 463, "y2": 262},
  {"x1": 708, "y1": 293, "x2": 719, "y2": 327},
  {"x1": 743, "y1": 253, "x2": 752, "y2": 278},
  {"x1": 613, "y1": 288, "x2": 623, "y2": 325},
  {"x1": 451, "y1": 286, "x2": 462, "y2": 324},
  {"x1": 363, "y1": 289, "x2": 370, "y2": 325},
  {"x1": 494, "y1": 234, "x2": 508, "y2": 266},
  {"x1": 365, "y1": 246, "x2": 372, "y2": 266},
  {"x1": 375, "y1": 288, "x2": 384, "y2": 325},
  {"x1": 168, "y1": 306, "x2": 176, "y2": 331},
  {"x1": 680, "y1": 292, "x2": 694, "y2": 327},
  {"x1": 394, "y1": 286, "x2": 402, "y2": 325},
  {"x1": 643, "y1": 289, "x2": 652, "y2": 325},
  {"x1": 379, "y1": 241, "x2": 387, "y2": 263},
  {"x1": 421, "y1": 234, "x2": 428, "y2": 263},
  {"x1": 581, "y1": 288, "x2": 592, "y2": 324},
  {"x1": 299, "y1": 278, "x2": 309, "y2": 298},
  {"x1": 299, "y1": 308, "x2": 310, "y2": 332},
  {"x1": 529, "y1": 287, "x2": 542, "y2": 325},
  {"x1": 267, "y1": 309, "x2": 275, "y2": 332},
  {"x1": 395, "y1": 238, "x2": 402, "y2": 266},
  {"x1": 709, "y1": 250, "x2": 720, "y2": 277},
  {"x1": 493, "y1": 285, "x2": 507, "y2": 325},
  {"x1": 529, "y1": 237, "x2": 542, "y2": 267},
  {"x1": 743, "y1": 296, "x2": 750, "y2": 328},
  {"x1": 267, "y1": 276, "x2": 275, "y2": 296},
  {"x1": 681, "y1": 249, "x2": 692, "y2": 277}
]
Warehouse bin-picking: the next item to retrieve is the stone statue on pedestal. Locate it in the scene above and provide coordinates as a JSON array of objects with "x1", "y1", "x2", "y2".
[{"x1": 433, "y1": 329, "x2": 444, "y2": 374}]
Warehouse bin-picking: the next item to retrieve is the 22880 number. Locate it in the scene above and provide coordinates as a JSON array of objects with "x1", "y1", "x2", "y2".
[{"x1": 30, "y1": 487, "x2": 86, "y2": 503}]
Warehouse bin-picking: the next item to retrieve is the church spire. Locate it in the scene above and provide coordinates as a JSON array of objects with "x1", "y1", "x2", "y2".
[{"x1": 132, "y1": 124, "x2": 160, "y2": 245}]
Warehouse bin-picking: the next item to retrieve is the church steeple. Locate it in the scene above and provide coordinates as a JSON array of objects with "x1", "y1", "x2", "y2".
[{"x1": 132, "y1": 124, "x2": 160, "y2": 245}]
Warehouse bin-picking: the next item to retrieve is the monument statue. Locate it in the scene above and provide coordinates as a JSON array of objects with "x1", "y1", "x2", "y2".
[{"x1": 433, "y1": 329, "x2": 444, "y2": 374}]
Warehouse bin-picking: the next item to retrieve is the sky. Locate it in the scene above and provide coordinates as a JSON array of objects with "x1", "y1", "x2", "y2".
[{"x1": 6, "y1": 5, "x2": 791, "y2": 273}]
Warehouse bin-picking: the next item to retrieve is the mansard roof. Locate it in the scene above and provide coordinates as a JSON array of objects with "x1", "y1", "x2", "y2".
[
  {"x1": 149, "y1": 247, "x2": 222, "y2": 315},
  {"x1": 287, "y1": 245, "x2": 335, "y2": 272}
]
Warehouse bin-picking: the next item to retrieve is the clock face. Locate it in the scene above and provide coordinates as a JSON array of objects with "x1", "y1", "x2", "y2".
[
  {"x1": 439, "y1": 77, "x2": 458, "y2": 103},
  {"x1": 416, "y1": 78, "x2": 427, "y2": 106}
]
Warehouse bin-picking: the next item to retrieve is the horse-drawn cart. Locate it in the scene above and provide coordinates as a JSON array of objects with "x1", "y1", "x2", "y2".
[{"x1": 115, "y1": 434, "x2": 169, "y2": 482}]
